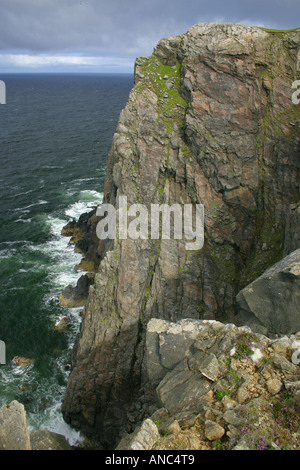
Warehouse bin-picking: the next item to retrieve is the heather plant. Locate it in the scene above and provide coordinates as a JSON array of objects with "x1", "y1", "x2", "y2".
[
  {"x1": 232, "y1": 332, "x2": 259, "y2": 361},
  {"x1": 272, "y1": 385, "x2": 300, "y2": 434},
  {"x1": 240, "y1": 384, "x2": 300, "y2": 450}
]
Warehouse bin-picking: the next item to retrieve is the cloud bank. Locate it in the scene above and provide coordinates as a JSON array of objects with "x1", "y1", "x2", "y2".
[{"x1": 0, "y1": 0, "x2": 299, "y2": 72}]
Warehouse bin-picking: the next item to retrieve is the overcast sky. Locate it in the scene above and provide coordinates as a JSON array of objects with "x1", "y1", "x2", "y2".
[{"x1": 0, "y1": 0, "x2": 299, "y2": 73}]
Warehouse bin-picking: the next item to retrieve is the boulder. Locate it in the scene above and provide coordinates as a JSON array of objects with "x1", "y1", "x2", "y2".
[
  {"x1": 0, "y1": 401, "x2": 76, "y2": 451},
  {"x1": 12, "y1": 357, "x2": 34, "y2": 368},
  {"x1": 30, "y1": 429, "x2": 72, "y2": 450},
  {"x1": 116, "y1": 419, "x2": 159, "y2": 450},
  {"x1": 236, "y1": 249, "x2": 300, "y2": 335},
  {"x1": 204, "y1": 420, "x2": 225, "y2": 441}
]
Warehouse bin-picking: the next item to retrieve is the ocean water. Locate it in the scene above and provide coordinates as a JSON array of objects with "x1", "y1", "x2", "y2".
[{"x1": 0, "y1": 73, "x2": 133, "y2": 444}]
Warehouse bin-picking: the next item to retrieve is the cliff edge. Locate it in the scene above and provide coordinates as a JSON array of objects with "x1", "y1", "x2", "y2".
[{"x1": 62, "y1": 23, "x2": 300, "y2": 448}]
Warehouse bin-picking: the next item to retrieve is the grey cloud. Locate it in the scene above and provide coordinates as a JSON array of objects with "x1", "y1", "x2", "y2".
[{"x1": 0, "y1": 0, "x2": 299, "y2": 67}]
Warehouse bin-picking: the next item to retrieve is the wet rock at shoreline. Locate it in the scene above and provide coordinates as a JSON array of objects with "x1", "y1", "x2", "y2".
[{"x1": 59, "y1": 273, "x2": 94, "y2": 308}]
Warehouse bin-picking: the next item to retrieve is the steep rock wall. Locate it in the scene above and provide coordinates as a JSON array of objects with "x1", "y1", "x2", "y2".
[{"x1": 62, "y1": 23, "x2": 300, "y2": 447}]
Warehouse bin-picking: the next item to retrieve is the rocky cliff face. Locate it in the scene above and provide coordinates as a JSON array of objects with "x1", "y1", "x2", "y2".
[{"x1": 62, "y1": 23, "x2": 300, "y2": 448}]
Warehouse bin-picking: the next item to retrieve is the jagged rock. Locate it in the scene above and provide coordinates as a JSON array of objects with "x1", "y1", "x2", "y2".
[
  {"x1": 30, "y1": 429, "x2": 72, "y2": 450},
  {"x1": 116, "y1": 419, "x2": 159, "y2": 450},
  {"x1": 0, "y1": 401, "x2": 75, "y2": 451},
  {"x1": 272, "y1": 353, "x2": 299, "y2": 377},
  {"x1": 62, "y1": 23, "x2": 300, "y2": 446},
  {"x1": 204, "y1": 420, "x2": 225, "y2": 441},
  {"x1": 199, "y1": 353, "x2": 221, "y2": 381},
  {"x1": 59, "y1": 274, "x2": 94, "y2": 307},
  {"x1": 236, "y1": 249, "x2": 300, "y2": 335},
  {"x1": 141, "y1": 319, "x2": 300, "y2": 450},
  {"x1": 266, "y1": 378, "x2": 283, "y2": 395},
  {"x1": 0, "y1": 401, "x2": 31, "y2": 450},
  {"x1": 54, "y1": 316, "x2": 69, "y2": 332},
  {"x1": 61, "y1": 208, "x2": 101, "y2": 272},
  {"x1": 12, "y1": 357, "x2": 34, "y2": 368}
]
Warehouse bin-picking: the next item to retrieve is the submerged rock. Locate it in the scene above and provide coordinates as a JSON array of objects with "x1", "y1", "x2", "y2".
[{"x1": 12, "y1": 356, "x2": 34, "y2": 368}]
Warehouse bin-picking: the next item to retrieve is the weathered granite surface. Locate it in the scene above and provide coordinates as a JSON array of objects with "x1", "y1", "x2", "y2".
[
  {"x1": 122, "y1": 318, "x2": 300, "y2": 450},
  {"x1": 237, "y1": 248, "x2": 300, "y2": 336},
  {"x1": 0, "y1": 401, "x2": 31, "y2": 450},
  {"x1": 62, "y1": 23, "x2": 300, "y2": 447}
]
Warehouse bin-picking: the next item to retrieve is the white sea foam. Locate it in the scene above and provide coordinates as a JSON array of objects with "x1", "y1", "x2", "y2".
[
  {"x1": 15, "y1": 218, "x2": 32, "y2": 223},
  {"x1": 65, "y1": 189, "x2": 103, "y2": 219},
  {"x1": 40, "y1": 216, "x2": 82, "y2": 290},
  {"x1": 14, "y1": 200, "x2": 48, "y2": 213},
  {"x1": 14, "y1": 189, "x2": 35, "y2": 197},
  {"x1": 16, "y1": 190, "x2": 103, "y2": 444},
  {"x1": 27, "y1": 396, "x2": 84, "y2": 446},
  {"x1": 72, "y1": 177, "x2": 99, "y2": 184}
]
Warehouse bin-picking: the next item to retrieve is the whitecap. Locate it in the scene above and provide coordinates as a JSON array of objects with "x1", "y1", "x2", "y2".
[
  {"x1": 64, "y1": 190, "x2": 103, "y2": 219},
  {"x1": 1, "y1": 240, "x2": 30, "y2": 246},
  {"x1": 65, "y1": 201, "x2": 89, "y2": 219},
  {"x1": 14, "y1": 200, "x2": 47, "y2": 212},
  {"x1": 71, "y1": 177, "x2": 98, "y2": 184},
  {"x1": 32, "y1": 215, "x2": 84, "y2": 297},
  {"x1": 41, "y1": 165, "x2": 64, "y2": 170},
  {"x1": 14, "y1": 189, "x2": 35, "y2": 198},
  {"x1": 0, "y1": 248, "x2": 16, "y2": 259},
  {"x1": 15, "y1": 218, "x2": 32, "y2": 223},
  {"x1": 19, "y1": 193, "x2": 102, "y2": 444}
]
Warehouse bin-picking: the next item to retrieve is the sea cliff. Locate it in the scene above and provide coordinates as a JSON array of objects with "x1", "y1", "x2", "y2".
[{"x1": 61, "y1": 23, "x2": 300, "y2": 449}]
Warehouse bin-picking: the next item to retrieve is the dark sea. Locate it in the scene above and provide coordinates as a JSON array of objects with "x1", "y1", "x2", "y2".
[{"x1": 0, "y1": 73, "x2": 133, "y2": 444}]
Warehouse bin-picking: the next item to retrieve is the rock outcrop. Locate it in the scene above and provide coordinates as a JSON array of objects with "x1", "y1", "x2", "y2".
[
  {"x1": 59, "y1": 273, "x2": 94, "y2": 308},
  {"x1": 0, "y1": 401, "x2": 72, "y2": 450},
  {"x1": 61, "y1": 208, "x2": 101, "y2": 273},
  {"x1": 0, "y1": 401, "x2": 31, "y2": 450},
  {"x1": 236, "y1": 248, "x2": 300, "y2": 336},
  {"x1": 62, "y1": 23, "x2": 300, "y2": 448},
  {"x1": 125, "y1": 318, "x2": 300, "y2": 450}
]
